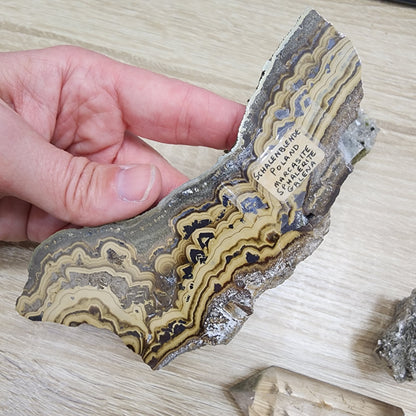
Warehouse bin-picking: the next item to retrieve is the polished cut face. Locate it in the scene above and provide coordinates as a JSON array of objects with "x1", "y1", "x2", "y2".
[{"x1": 16, "y1": 10, "x2": 374, "y2": 369}]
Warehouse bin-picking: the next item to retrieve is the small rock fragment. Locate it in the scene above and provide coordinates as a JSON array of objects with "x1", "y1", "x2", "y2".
[{"x1": 376, "y1": 289, "x2": 416, "y2": 382}]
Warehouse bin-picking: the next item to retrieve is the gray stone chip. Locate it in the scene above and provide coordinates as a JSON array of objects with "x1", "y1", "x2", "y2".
[{"x1": 376, "y1": 289, "x2": 416, "y2": 382}]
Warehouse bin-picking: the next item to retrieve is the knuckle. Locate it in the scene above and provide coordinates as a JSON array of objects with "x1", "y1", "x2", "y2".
[{"x1": 61, "y1": 157, "x2": 98, "y2": 224}]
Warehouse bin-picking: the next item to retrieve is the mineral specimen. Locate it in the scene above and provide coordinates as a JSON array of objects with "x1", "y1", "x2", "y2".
[
  {"x1": 376, "y1": 289, "x2": 416, "y2": 382},
  {"x1": 229, "y1": 367, "x2": 404, "y2": 415},
  {"x1": 16, "y1": 10, "x2": 376, "y2": 369}
]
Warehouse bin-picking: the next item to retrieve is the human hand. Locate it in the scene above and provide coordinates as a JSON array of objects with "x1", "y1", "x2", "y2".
[{"x1": 0, "y1": 46, "x2": 244, "y2": 242}]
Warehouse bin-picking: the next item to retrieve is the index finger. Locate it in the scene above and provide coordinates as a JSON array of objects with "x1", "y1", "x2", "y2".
[{"x1": 114, "y1": 63, "x2": 245, "y2": 150}]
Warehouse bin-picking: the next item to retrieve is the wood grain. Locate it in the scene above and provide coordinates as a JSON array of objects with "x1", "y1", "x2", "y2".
[{"x1": 0, "y1": 1, "x2": 415, "y2": 415}]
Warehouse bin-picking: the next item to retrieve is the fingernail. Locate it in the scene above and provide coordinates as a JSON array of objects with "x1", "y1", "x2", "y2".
[{"x1": 117, "y1": 165, "x2": 156, "y2": 202}]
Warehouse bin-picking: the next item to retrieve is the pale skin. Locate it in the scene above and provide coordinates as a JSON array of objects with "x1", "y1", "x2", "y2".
[{"x1": 0, "y1": 46, "x2": 245, "y2": 242}]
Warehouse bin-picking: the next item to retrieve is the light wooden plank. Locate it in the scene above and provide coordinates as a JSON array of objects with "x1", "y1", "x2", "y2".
[{"x1": 1, "y1": 1, "x2": 415, "y2": 415}]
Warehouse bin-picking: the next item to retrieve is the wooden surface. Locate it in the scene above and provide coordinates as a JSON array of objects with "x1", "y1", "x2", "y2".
[{"x1": 0, "y1": 1, "x2": 415, "y2": 415}]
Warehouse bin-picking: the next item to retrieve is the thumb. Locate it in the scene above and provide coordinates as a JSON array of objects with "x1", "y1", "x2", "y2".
[
  {"x1": 51, "y1": 159, "x2": 162, "y2": 225},
  {"x1": 0, "y1": 103, "x2": 162, "y2": 226}
]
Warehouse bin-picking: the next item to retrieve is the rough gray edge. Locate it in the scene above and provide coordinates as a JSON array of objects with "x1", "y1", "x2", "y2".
[{"x1": 376, "y1": 289, "x2": 416, "y2": 382}]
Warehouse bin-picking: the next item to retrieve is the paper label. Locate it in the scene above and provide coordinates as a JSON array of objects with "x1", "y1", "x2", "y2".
[{"x1": 252, "y1": 128, "x2": 325, "y2": 201}]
